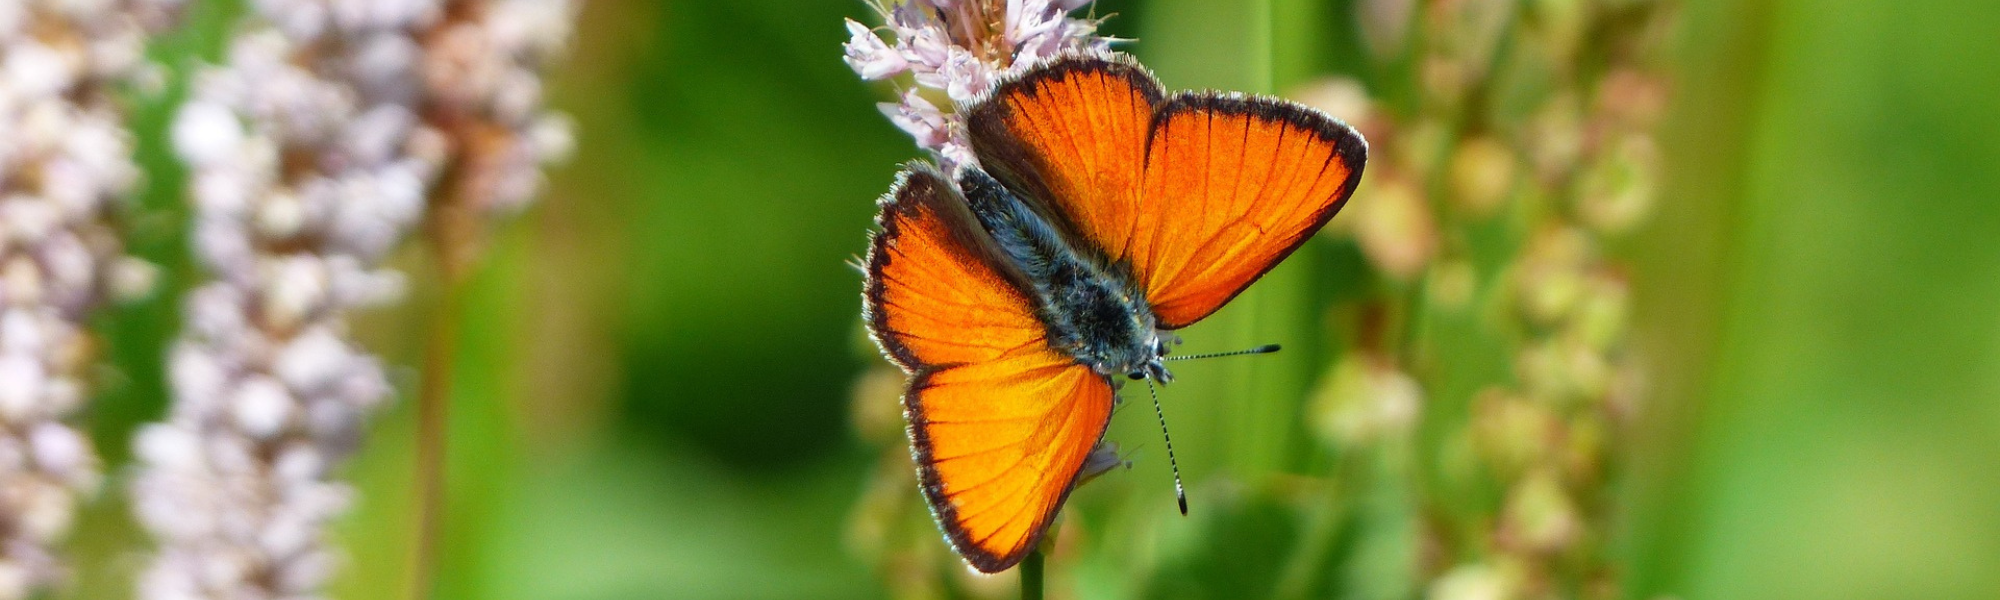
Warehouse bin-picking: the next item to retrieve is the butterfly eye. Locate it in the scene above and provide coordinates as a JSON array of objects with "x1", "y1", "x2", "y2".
[{"x1": 1127, "y1": 372, "x2": 1146, "y2": 381}]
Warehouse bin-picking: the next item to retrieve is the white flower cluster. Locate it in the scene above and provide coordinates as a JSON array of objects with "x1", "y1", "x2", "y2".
[
  {"x1": 842, "y1": 0, "x2": 1109, "y2": 166},
  {"x1": 0, "y1": 1, "x2": 177, "y2": 596},
  {"x1": 133, "y1": 2, "x2": 437, "y2": 598},
  {"x1": 421, "y1": 0, "x2": 578, "y2": 223},
  {"x1": 133, "y1": 0, "x2": 578, "y2": 596}
]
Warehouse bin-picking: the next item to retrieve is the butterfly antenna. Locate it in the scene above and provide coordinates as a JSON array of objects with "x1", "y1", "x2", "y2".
[
  {"x1": 1165, "y1": 344, "x2": 1282, "y2": 362},
  {"x1": 1145, "y1": 377, "x2": 1188, "y2": 516}
]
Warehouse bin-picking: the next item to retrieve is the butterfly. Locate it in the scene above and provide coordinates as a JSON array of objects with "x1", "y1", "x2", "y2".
[{"x1": 862, "y1": 52, "x2": 1367, "y2": 573}]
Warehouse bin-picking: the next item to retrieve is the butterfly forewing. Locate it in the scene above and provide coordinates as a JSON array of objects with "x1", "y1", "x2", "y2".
[
  {"x1": 1135, "y1": 94, "x2": 1367, "y2": 327},
  {"x1": 965, "y1": 54, "x2": 1161, "y2": 259},
  {"x1": 964, "y1": 54, "x2": 1367, "y2": 329},
  {"x1": 864, "y1": 167, "x2": 1117, "y2": 573}
]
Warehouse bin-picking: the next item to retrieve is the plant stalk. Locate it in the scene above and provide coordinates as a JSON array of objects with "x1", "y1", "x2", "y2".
[
  {"x1": 409, "y1": 277, "x2": 459, "y2": 600},
  {"x1": 411, "y1": 205, "x2": 478, "y2": 600},
  {"x1": 1021, "y1": 548, "x2": 1046, "y2": 600}
]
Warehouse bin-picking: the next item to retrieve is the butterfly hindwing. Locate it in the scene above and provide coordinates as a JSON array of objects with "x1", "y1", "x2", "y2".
[
  {"x1": 864, "y1": 166, "x2": 1117, "y2": 573},
  {"x1": 906, "y1": 354, "x2": 1113, "y2": 572},
  {"x1": 965, "y1": 53, "x2": 1367, "y2": 329},
  {"x1": 866, "y1": 167, "x2": 1040, "y2": 370}
]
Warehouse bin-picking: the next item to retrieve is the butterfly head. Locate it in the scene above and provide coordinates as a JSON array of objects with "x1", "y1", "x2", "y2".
[
  {"x1": 1123, "y1": 336, "x2": 1176, "y2": 383},
  {"x1": 1128, "y1": 363, "x2": 1173, "y2": 383}
]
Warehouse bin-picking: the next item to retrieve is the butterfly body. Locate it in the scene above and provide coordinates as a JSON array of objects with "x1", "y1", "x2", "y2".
[
  {"x1": 863, "y1": 52, "x2": 1365, "y2": 573},
  {"x1": 957, "y1": 168, "x2": 1172, "y2": 382}
]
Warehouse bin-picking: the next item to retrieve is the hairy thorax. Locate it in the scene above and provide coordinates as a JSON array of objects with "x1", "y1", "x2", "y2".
[
  {"x1": 1038, "y1": 254, "x2": 1161, "y2": 377},
  {"x1": 960, "y1": 169, "x2": 1173, "y2": 381}
]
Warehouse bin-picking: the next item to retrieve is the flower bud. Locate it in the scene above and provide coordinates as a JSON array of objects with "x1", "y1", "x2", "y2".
[
  {"x1": 848, "y1": 363, "x2": 908, "y2": 446},
  {"x1": 1514, "y1": 226, "x2": 1594, "y2": 326},
  {"x1": 1427, "y1": 562, "x2": 1521, "y2": 600},
  {"x1": 1448, "y1": 136, "x2": 1518, "y2": 219},
  {"x1": 1357, "y1": 0, "x2": 1415, "y2": 61},
  {"x1": 1349, "y1": 173, "x2": 1438, "y2": 282},
  {"x1": 1498, "y1": 468, "x2": 1581, "y2": 554},
  {"x1": 1525, "y1": 92, "x2": 1585, "y2": 184},
  {"x1": 1470, "y1": 389, "x2": 1558, "y2": 479},
  {"x1": 1526, "y1": 0, "x2": 1589, "y2": 66},
  {"x1": 1309, "y1": 353, "x2": 1423, "y2": 449},
  {"x1": 1573, "y1": 274, "x2": 1630, "y2": 350},
  {"x1": 1428, "y1": 259, "x2": 1479, "y2": 314},
  {"x1": 1597, "y1": 69, "x2": 1670, "y2": 130},
  {"x1": 1576, "y1": 133, "x2": 1660, "y2": 235},
  {"x1": 1291, "y1": 77, "x2": 1374, "y2": 127}
]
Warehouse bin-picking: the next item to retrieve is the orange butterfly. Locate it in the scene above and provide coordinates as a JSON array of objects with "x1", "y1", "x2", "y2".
[{"x1": 863, "y1": 52, "x2": 1367, "y2": 573}]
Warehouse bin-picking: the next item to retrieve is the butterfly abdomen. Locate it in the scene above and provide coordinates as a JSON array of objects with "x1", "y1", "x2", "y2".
[{"x1": 958, "y1": 168, "x2": 1163, "y2": 378}]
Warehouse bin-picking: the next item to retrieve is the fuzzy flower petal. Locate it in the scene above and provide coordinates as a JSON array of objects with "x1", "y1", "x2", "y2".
[
  {"x1": 879, "y1": 89, "x2": 952, "y2": 150},
  {"x1": 843, "y1": 19, "x2": 909, "y2": 80}
]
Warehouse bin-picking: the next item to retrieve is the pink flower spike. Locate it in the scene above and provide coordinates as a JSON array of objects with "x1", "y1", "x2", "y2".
[
  {"x1": 891, "y1": 6, "x2": 952, "y2": 68},
  {"x1": 842, "y1": 19, "x2": 908, "y2": 80},
  {"x1": 842, "y1": 0, "x2": 1110, "y2": 166},
  {"x1": 879, "y1": 90, "x2": 951, "y2": 150},
  {"x1": 938, "y1": 140, "x2": 978, "y2": 169},
  {"x1": 937, "y1": 49, "x2": 994, "y2": 102}
]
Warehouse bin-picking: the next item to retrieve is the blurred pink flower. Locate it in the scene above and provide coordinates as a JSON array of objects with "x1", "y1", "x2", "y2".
[
  {"x1": 0, "y1": 0, "x2": 177, "y2": 595},
  {"x1": 134, "y1": 0, "x2": 576, "y2": 598}
]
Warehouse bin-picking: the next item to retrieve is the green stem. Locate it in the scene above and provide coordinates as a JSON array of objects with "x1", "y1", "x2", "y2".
[
  {"x1": 411, "y1": 207, "x2": 476, "y2": 600},
  {"x1": 408, "y1": 270, "x2": 459, "y2": 600},
  {"x1": 1021, "y1": 548, "x2": 1046, "y2": 600}
]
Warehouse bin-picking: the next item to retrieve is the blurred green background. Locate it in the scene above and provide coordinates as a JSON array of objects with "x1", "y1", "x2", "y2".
[{"x1": 73, "y1": 0, "x2": 2000, "y2": 598}]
